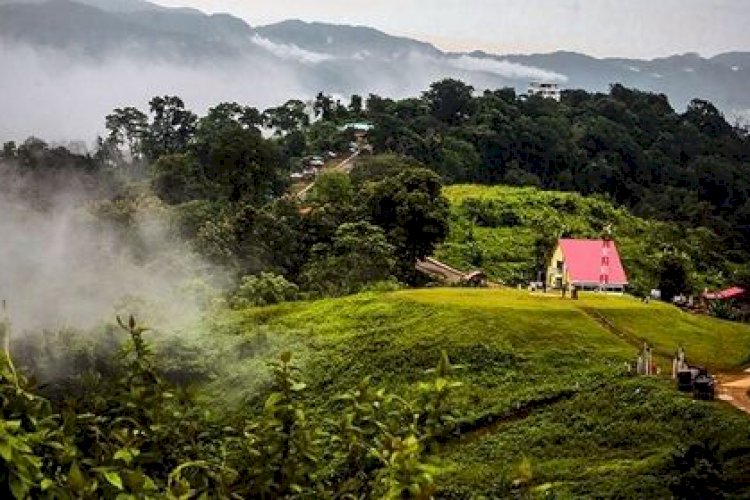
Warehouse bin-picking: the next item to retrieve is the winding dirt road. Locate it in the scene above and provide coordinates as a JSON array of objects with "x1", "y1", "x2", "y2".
[{"x1": 717, "y1": 371, "x2": 750, "y2": 414}]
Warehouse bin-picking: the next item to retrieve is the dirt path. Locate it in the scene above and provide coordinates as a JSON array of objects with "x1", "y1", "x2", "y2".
[
  {"x1": 578, "y1": 307, "x2": 673, "y2": 360},
  {"x1": 434, "y1": 390, "x2": 578, "y2": 446},
  {"x1": 716, "y1": 371, "x2": 750, "y2": 414}
]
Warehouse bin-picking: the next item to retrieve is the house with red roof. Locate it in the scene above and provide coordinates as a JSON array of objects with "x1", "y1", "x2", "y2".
[
  {"x1": 546, "y1": 238, "x2": 628, "y2": 292},
  {"x1": 702, "y1": 287, "x2": 747, "y2": 301}
]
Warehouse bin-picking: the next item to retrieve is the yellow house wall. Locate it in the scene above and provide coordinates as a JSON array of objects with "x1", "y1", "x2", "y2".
[{"x1": 546, "y1": 244, "x2": 568, "y2": 288}]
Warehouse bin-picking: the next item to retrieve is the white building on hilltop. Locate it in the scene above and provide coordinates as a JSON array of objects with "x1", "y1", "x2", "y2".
[{"x1": 528, "y1": 82, "x2": 562, "y2": 101}]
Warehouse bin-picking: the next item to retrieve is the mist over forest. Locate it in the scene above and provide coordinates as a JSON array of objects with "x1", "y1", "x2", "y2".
[
  {"x1": 2, "y1": 0, "x2": 750, "y2": 142},
  {"x1": 0, "y1": 158, "x2": 224, "y2": 333}
]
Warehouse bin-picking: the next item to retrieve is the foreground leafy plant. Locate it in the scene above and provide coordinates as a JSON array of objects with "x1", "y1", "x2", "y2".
[{"x1": 0, "y1": 317, "x2": 466, "y2": 498}]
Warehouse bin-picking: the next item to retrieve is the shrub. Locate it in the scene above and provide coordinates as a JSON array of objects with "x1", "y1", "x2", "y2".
[
  {"x1": 229, "y1": 272, "x2": 300, "y2": 308},
  {"x1": 0, "y1": 315, "x2": 464, "y2": 498},
  {"x1": 667, "y1": 440, "x2": 727, "y2": 499},
  {"x1": 461, "y1": 199, "x2": 521, "y2": 228},
  {"x1": 708, "y1": 300, "x2": 739, "y2": 321}
]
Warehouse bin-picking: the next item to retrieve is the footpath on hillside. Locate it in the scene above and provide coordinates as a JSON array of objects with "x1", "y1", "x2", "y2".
[{"x1": 580, "y1": 305, "x2": 750, "y2": 415}]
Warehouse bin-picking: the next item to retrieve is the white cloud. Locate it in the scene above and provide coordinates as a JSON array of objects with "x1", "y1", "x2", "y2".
[
  {"x1": 446, "y1": 55, "x2": 567, "y2": 83},
  {"x1": 250, "y1": 34, "x2": 334, "y2": 64}
]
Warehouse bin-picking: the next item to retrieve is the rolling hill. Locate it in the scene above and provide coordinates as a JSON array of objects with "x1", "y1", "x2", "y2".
[{"x1": 180, "y1": 288, "x2": 750, "y2": 497}]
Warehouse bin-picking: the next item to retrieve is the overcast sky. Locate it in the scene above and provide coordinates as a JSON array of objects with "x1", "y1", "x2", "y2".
[{"x1": 149, "y1": 0, "x2": 750, "y2": 59}]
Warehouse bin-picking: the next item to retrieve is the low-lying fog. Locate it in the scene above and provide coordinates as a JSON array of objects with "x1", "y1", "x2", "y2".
[
  {"x1": 0, "y1": 163, "x2": 223, "y2": 333},
  {"x1": 0, "y1": 41, "x2": 564, "y2": 142}
]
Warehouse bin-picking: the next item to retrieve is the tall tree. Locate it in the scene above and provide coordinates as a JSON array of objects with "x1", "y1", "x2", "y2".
[
  {"x1": 301, "y1": 222, "x2": 395, "y2": 296},
  {"x1": 313, "y1": 92, "x2": 335, "y2": 121},
  {"x1": 199, "y1": 127, "x2": 287, "y2": 204},
  {"x1": 360, "y1": 166, "x2": 450, "y2": 281},
  {"x1": 658, "y1": 252, "x2": 692, "y2": 302},
  {"x1": 105, "y1": 107, "x2": 148, "y2": 159},
  {"x1": 264, "y1": 100, "x2": 310, "y2": 135},
  {"x1": 349, "y1": 94, "x2": 363, "y2": 115},
  {"x1": 141, "y1": 96, "x2": 198, "y2": 161},
  {"x1": 423, "y1": 79, "x2": 475, "y2": 126}
]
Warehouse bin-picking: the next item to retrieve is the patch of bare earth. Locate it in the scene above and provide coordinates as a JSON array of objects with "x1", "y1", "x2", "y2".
[{"x1": 717, "y1": 370, "x2": 750, "y2": 414}]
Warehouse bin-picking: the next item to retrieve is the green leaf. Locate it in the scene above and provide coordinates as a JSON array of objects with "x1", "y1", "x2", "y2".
[
  {"x1": 0, "y1": 441, "x2": 12, "y2": 461},
  {"x1": 113, "y1": 448, "x2": 136, "y2": 465},
  {"x1": 264, "y1": 392, "x2": 282, "y2": 411},
  {"x1": 68, "y1": 462, "x2": 86, "y2": 491},
  {"x1": 104, "y1": 471, "x2": 124, "y2": 491},
  {"x1": 9, "y1": 475, "x2": 29, "y2": 499},
  {"x1": 4, "y1": 421, "x2": 21, "y2": 431},
  {"x1": 435, "y1": 378, "x2": 448, "y2": 391}
]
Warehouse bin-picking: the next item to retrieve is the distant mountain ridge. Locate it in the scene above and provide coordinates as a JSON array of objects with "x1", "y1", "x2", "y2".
[
  {"x1": 0, "y1": 0, "x2": 255, "y2": 60},
  {"x1": 255, "y1": 19, "x2": 442, "y2": 58},
  {"x1": 1, "y1": 0, "x2": 749, "y2": 139}
]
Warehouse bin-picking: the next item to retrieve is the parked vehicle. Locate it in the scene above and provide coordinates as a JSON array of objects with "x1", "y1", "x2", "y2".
[
  {"x1": 693, "y1": 369, "x2": 716, "y2": 400},
  {"x1": 676, "y1": 365, "x2": 715, "y2": 400}
]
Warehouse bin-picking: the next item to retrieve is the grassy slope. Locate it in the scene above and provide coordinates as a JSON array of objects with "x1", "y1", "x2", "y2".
[
  {"x1": 578, "y1": 294, "x2": 750, "y2": 371},
  {"x1": 204, "y1": 289, "x2": 750, "y2": 498},
  {"x1": 435, "y1": 184, "x2": 731, "y2": 292}
]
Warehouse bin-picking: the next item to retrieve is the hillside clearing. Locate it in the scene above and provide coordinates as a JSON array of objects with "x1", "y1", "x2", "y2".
[{"x1": 436, "y1": 184, "x2": 736, "y2": 294}]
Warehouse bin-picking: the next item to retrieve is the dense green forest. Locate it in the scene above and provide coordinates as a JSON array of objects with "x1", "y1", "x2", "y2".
[
  {"x1": 4, "y1": 81, "x2": 749, "y2": 292},
  {"x1": 1, "y1": 81, "x2": 750, "y2": 497},
  {"x1": 363, "y1": 81, "x2": 750, "y2": 273}
]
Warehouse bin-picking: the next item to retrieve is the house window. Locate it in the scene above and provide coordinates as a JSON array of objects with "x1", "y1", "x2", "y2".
[
  {"x1": 602, "y1": 256, "x2": 609, "y2": 265},
  {"x1": 556, "y1": 260, "x2": 564, "y2": 272}
]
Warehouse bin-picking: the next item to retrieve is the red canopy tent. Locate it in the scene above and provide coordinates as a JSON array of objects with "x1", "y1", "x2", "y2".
[{"x1": 702, "y1": 287, "x2": 747, "y2": 301}]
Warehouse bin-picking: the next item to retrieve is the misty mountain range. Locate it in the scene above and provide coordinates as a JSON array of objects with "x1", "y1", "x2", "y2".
[{"x1": 1, "y1": 0, "x2": 749, "y2": 141}]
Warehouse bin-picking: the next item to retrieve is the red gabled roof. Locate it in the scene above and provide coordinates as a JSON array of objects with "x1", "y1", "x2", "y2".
[
  {"x1": 559, "y1": 239, "x2": 628, "y2": 285},
  {"x1": 703, "y1": 287, "x2": 746, "y2": 300}
]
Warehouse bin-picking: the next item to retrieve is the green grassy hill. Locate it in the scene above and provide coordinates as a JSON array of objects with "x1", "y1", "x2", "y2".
[
  {"x1": 434, "y1": 185, "x2": 735, "y2": 294},
  {"x1": 192, "y1": 288, "x2": 750, "y2": 498}
]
